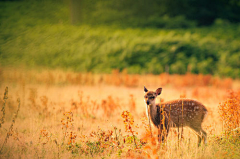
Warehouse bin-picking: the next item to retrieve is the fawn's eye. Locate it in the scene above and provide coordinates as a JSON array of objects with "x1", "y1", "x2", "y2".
[{"x1": 149, "y1": 96, "x2": 155, "y2": 99}]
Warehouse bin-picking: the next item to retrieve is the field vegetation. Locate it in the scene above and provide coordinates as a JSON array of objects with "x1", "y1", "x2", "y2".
[
  {"x1": 0, "y1": 68, "x2": 240, "y2": 158},
  {"x1": 1, "y1": 0, "x2": 240, "y2": 158}
]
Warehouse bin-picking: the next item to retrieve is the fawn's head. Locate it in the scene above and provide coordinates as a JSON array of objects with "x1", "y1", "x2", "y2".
[{"x1": 144, "y1": 86, "x2": 162, "y2": 106}]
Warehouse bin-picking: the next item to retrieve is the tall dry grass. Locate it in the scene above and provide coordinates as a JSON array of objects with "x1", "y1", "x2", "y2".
[
  {"x1": 0, "y1": 67, "x2": 236, "y2": 89},
  {"x1": 0, "y1": 67, "x2": 239, "y2": 158}
]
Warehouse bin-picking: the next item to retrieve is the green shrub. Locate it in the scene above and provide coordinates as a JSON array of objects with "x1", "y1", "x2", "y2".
[{"x1": 1, "y1": 0, "x2": 240, "y2": 78}]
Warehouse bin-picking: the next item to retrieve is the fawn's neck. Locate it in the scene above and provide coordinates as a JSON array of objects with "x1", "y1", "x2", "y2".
[{"x1": 149, "y1": 101, "x2": 159, "y2": 126}]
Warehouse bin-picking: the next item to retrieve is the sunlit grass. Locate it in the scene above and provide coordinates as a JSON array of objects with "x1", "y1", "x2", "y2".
[{"x1": 0, "y1": 68, "x2": 239, "y2": 158}]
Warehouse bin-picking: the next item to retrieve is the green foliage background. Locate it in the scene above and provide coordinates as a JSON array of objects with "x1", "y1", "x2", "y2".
[{"x1": 0, "y1": 0, "x2": 240, "y2": 78}]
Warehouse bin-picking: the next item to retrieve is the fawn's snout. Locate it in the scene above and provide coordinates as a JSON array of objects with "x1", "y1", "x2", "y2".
[
  {"x1": 146, "y1": 100, "x2": 150, "y2": 105},
  {"x1": 145, "y1": 96, "x2": 154, "y2": 105},
  {"x1": 144, "y1": 96, "x2": 150, "y2": 105}
]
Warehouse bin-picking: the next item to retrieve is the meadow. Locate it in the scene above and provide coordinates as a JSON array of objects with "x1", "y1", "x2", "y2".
[
  {"x1": 0, "y1": 68, "x2": 239, "y2": 158},
  {"x1": 1, "y1": 0, "x2": 240, "y2": 158}
]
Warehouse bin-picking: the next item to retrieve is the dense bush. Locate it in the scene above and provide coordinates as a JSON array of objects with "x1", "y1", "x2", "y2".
[
  {"x1": 77, "y1": 0, "x2": 240, "y2": 26},
  {"x1": 0, "y1": 0, "x2": 240, "y2": 78}
]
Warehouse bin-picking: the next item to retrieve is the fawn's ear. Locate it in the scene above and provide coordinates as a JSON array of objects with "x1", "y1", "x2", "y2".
[
  {"x1": 144, "y1": 86, "x2": 148, "y2": 92},
  {"x1": 155, "y1": 88, "x2": 162, "y2": 95}
]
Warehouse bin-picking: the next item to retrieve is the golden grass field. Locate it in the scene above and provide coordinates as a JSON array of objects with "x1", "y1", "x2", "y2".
[{"x1": 0, "y1": 68, "x2": 239, "y2": 159}]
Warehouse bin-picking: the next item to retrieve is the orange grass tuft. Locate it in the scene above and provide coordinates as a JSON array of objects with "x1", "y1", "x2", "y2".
[{"x1": 218, "y1": 90, "x2": 240, "y2": 133}]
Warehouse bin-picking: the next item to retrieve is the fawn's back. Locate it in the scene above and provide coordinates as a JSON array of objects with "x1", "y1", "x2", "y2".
[{"x1": 159, "y1": 99, "x2": 208, "y2": 127}]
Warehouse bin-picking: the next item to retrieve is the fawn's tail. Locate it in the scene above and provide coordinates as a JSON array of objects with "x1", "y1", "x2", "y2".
[{"x1": 202, "y1": 107, "x2": 208, "y2": 121}]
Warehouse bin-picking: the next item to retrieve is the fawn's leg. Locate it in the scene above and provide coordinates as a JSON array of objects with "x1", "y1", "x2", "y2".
[
  {"x1": 189, "y1": 125, "x2": 203, "y2": 146},
  {"x1": 200, "y1": 128, "x2": 207, "y2": 144}
]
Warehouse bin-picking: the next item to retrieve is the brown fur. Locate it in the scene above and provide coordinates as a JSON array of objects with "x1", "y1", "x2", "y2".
[{"x1": 144, "y1": 87, "x2": 208, "y2": 146}]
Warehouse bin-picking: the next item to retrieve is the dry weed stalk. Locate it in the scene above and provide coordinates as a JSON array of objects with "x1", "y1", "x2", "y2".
[
  {"x1": 61, "y1": 111, "x2": 77, "y2": 150},
  {"x1": 77, "y1": 91, "x2": 97, "y2": 117},
  {"x1": 121, "y1": 111, "x2": 138, "y2": 148},
  {"x1": 40, "y1": 96, "x2": 50, "y2": 117},
  {"x1": 39, "y1": 129, "x2": 51, "y2": 145},
  {"x1": 159, "y1": 104, "x2": 169, "y2": 147},
  {"x1": 28, "y1": 88, "x2": 38, "y2": 109},
  {"x1": 140, "y1": 117, "x2": 152, "y2": 142},
  {"x1": 140, "y1": 117, "x2": 160, "y2": 158},
  {"x1": 0, "y1": 98, "x2": 20, "y2": 153},
  {"x1": 0, "y1": 87, "x2": 8, "y2": 128}
]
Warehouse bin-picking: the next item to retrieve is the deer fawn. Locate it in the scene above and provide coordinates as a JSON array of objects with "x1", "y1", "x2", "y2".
[{"x1": 144, "y1": 86, "x2": 208, "y2": 146}]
